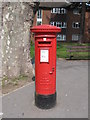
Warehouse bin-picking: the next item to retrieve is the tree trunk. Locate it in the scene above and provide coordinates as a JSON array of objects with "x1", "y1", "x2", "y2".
[
  {"x1": 0, "y1": 3, "x2": 2, "y2": 81},
  {"x1": 1, "y1": 2, "x2": 39, "y2": 79},
  {"x1": 79, "y1": 2, "x2": 86, "y2": 43},
  {"x1": 0, "y1": 3, "x2": 2, "y2": 115}
]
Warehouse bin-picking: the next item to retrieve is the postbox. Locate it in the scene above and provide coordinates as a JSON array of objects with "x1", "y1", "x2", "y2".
[{"x1": 31, "y1": 25, "x2": 61, "y2": 109}]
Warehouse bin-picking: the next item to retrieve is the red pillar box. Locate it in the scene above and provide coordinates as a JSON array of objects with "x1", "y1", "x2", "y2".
[{"x1": 31, "y1": 25, "x2": 61, "y2": 109}]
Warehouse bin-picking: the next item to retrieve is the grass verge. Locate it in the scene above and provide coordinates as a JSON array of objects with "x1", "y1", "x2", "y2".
[
  {"x1": 30, "y1": 42, "x2": 90, "y2": 60},
  {"x1": 2, "y1": 75, "x2": 28, "y2": 87}
]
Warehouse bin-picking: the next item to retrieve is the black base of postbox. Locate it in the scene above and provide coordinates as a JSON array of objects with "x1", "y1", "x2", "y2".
[{"x1": 35, "y1": 92, "x2": 56, "y2": 109}]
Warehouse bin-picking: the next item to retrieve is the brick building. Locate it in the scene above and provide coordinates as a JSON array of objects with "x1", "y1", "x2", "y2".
[{"x1": 31, "y1": 3, "x2": 90, "y2": 43}]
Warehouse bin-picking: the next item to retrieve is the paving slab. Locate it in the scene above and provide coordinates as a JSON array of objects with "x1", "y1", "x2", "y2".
[{"x1": 2, "y1": 60, "x2": 88, "y2": 118}]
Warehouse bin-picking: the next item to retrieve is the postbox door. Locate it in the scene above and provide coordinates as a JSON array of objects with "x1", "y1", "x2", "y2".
[{"x1": 35, "y1": 39, "x2": 56, "y2": 95}]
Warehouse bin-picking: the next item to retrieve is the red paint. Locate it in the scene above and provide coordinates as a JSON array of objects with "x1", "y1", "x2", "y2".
[{"x1": 31, "y1": 25, "x2": 61, "y2": 95}]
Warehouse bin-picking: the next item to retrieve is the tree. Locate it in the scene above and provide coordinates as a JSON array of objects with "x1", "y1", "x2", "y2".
[
  {"x1": 79, "y1": 2, "x2": 86, "y2": 43},
  {"x1": 1, "y1": 2, "x2": 39, "y2": 79}
]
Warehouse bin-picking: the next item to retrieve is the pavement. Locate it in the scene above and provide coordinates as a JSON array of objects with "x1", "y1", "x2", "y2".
[{"x1": 2, "y1": 59, "x2": 88, "y2": 118}]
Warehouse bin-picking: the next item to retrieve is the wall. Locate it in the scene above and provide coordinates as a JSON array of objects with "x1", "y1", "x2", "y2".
[
  {"x1": 66, "y1": 9, "x2": 80, "y2": 42},
  {"x1": 31, "y1": 6, "x2": 90, "y2": 43},
  {"x1": 84, "y1": 11, "x2": 90, "y2": 43}
]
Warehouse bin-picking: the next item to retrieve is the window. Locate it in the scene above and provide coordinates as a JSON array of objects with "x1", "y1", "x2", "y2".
[
  {"x1": 57, "y1": 8, "x2": 60, "y2": 14},
  {"x1": 72, "y1": 34, "x2": 80, "y2": 41},
  {"x1": 51, "y1": 8, "x2": 57, "y2": 13},
  {"x1": 73, "y1": 9, "x2": 80, "y2": 15},
  {"x1": 60, "y1": 8, "x2": 66, "y2": 14},
  {"x1": 57, "y1": 34, "x2": 66, "y2": 41},
  {"x1": 37, "y1": 9, "x2": 42, "y2": 25},
  {"x1": 50, "y1": 22, "x2": 67, "y2": 28},
  {"x1": 56, "y1": 22, "x2": 67, "y2": 28},
  {"x1": 37, "y1": 21, "x2": 42, "y2": 25},
  {"x1": 72, "y1": 22, "x2": 80, "y2": 28},
  {"x1": 62, "y1": 22, "x2": 67, "y2": 28},
  {"x1": 56, "y1": 22, "x2": 62, "y2": 28},
  {"x1": 37, "y1": 9, "x2": 42, "y2": 19},
  {"x1": 51, "y1": 8, "x2": 66, "y2": 14},
  {"x1": 50, "y1": 22, "x2": 54, "y2": 26}
]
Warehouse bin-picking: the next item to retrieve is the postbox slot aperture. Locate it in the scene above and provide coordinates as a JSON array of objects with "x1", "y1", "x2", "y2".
[{"x1": 38, "y1": 41, "x2": 51, "y2": 44}]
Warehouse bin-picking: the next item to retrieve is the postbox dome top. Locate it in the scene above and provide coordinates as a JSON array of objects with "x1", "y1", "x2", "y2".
[{"x1": 30, "y1": 24, "x2": 61, "y2": 33}]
